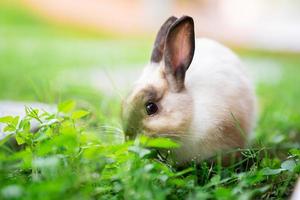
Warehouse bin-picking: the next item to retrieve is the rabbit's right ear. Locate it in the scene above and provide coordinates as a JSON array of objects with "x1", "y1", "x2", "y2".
[
  {"x1": 151, "y1": 16, "x2": 178, "y2": 63},
  {"x1": 164, "y1": 16, "x2": 195, "y2": 92}
]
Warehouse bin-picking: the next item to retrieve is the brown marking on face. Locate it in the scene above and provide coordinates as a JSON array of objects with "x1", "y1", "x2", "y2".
[
  {"x1": 122, "y1": 83, "x2": 166, "y2": 139},
  {"x1": 142, "y1": 89, "x2": 193, "y2": 137},
  {"x1": 122, "y1": 66, "x2": 193, "y2": 140}
]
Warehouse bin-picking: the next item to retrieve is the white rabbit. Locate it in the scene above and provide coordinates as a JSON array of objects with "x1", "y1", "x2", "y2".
[{"x1": 122, "y1": 16, "x2": 256, "y2": 165}]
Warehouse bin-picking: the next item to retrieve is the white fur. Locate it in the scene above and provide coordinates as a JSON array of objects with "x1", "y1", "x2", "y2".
[
  {"x1": 175, "y1": 38, "x2": 256, "y2": 163},
  {"x1": 127, "y1": 38, "x2": 256, "y2": 165}
]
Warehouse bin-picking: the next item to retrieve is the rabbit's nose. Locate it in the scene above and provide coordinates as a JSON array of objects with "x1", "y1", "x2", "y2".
[{"x1": 123, "y1": 126, "x2": 138, "y2": 141}]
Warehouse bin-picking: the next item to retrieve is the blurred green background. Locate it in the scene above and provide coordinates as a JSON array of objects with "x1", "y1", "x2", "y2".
[
  {"x1": 0, "y1": 0, "x2": 299, "y2": 143},
  {"x1": 0, "y1": 1, "x2": 299, "y2": 199}
]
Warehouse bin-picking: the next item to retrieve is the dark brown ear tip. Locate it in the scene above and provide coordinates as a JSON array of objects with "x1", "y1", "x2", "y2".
[
  {"x1": 179, "y1": 15, "x2": 194, "y2": 21},
  {"x1": 163, "y1": 16, "x2": 178, "y2": 26},
  {"x1": 174, "y1": 15, "x2": 194, "y2": 27},
  {"x1": 150, "y1": 16, "x2": 178, "y2": 63},
  {"x1": 167, "y1": 16, "x2": 178, "y2": 21}
]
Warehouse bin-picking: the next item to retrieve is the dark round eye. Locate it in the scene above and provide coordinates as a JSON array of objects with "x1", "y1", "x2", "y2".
[{"x1": 145, "y1": 102, "x2": 158, "y2": 115}]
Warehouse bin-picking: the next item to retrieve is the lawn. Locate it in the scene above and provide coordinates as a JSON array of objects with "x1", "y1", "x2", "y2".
[{"x1": 0, "y1": 2, "x2": 299, "y2": 200}]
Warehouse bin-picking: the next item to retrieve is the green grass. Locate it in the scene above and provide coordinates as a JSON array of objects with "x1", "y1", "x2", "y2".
[{"x1": 0, "y1": 2, "x2": 299, "y2": 200}]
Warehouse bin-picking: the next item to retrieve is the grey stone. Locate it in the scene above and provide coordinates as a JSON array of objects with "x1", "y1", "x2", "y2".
[{"x1": 0, "y1": 101, "x2": 56, "y2": 139}]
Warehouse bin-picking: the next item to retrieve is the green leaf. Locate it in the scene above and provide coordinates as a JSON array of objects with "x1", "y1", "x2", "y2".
[
  {"x1": 290, "y1": 149, "x2": 300, "y2": 157},
  {"x1": 0, "y1": 116, "x2": 14, "y2": 124},
  {"x1": 140, "y1": 136, "x2": 180, "y2": 149},
  {"x1": 32, "y1": 156, "x2": 60, "y2": 169},
  {"x1": 19, "y1": 119, "x2": 31, "y2": 132},
  {"x1": 193, "y1": 189, "x2": 211, "y2": 200},
  {"x1": 12, "y1": 116, "x2": 20, "y2": 127},
  {"x1": 15, "y1": 134, "x2": 25, "y2": 145},
  {"x1": 281, "y1": 159, "x2": 296, "y2": 172},
  {"x1": 1, "y1": 185, "x2": 24, "y2": 199},
  {"x1": 0, "y1": 133, "x2": 13, "y2": 146},
  {"x1": 3, "y1": 125, "x2": 13, "y2": 132},
  {"x1": 261, "y1": 167, "x2": 283, "y2": 175},
  {"x1": 3, "y1": 116, "x2": 20, "y2": 132},
  {"x1": 128, "y1": 146, "x2": 151, "y2": 158},
  {"x1": 215, "y1": 187, "x2": 232, "y2": 199},
  {"x1": 58, "y1": 100, "x2": 76, "y2": 113},
  {"x1": 25, "y1": 107, "x2": 39, "y2": 117},
  {"x1": 71, "y1": 110, "x2": 90, "y2": 120},
  {"x1": 45, "y1": 128, "x2": 53, "y2": 137},
  {"x1": 174, "y1": 167, "x2": 194, "y2": 177},
  {"x1": 210, "y1": 175, "x2": 221, "y2": 185}
]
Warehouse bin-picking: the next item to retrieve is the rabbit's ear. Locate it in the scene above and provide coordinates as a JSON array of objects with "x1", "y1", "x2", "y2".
[
  {"x1": 164, "y1": 16, "x2": 195, "y2": 92},
  {"x1": 151, "y1": 16, "x2": 178, "y2": 63}
]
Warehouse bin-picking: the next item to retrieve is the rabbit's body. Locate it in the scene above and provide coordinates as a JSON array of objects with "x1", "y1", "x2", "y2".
[
  {"x1": 122, "y1": 16, "x2": 256, "y2": 165},
  {"x1": 172, "y1": 38, "x2": 255, "y2": 163}
]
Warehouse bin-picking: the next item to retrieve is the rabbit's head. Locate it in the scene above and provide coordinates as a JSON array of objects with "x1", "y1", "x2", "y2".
[{"x1": 122, "y1": 16, "x2": 195, "y2": 140}]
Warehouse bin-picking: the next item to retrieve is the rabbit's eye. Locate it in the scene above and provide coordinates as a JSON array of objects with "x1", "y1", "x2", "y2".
[{"x1": 145, "y1": 102, "x2": 158, "y2": 115}]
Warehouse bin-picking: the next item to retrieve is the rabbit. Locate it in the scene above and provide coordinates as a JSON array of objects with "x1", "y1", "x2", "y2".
[{"x1": 122, "y1": 15, "x2": 256, "y2": 165}]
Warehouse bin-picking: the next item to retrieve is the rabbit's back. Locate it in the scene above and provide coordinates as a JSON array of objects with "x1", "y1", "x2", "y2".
[{"x1": 180, "y1": 38, "x2": 256, "y2": 162}]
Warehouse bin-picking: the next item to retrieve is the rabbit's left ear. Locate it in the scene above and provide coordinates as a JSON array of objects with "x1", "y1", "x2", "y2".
[
  {"x1": 151, "y1": 16, "x2": 178, "y2": 63},
  {"x1": 164, "y1": 16, "x2": 195, "y2": 92}
]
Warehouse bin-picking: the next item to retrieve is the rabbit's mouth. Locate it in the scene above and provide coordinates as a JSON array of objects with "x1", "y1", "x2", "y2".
[
  {"x1": 124, "y1": 128, "x2": 139, "y2": 141},
  {"x1": 144, "y1": 131, "x2": 182, "y2": 141}
]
